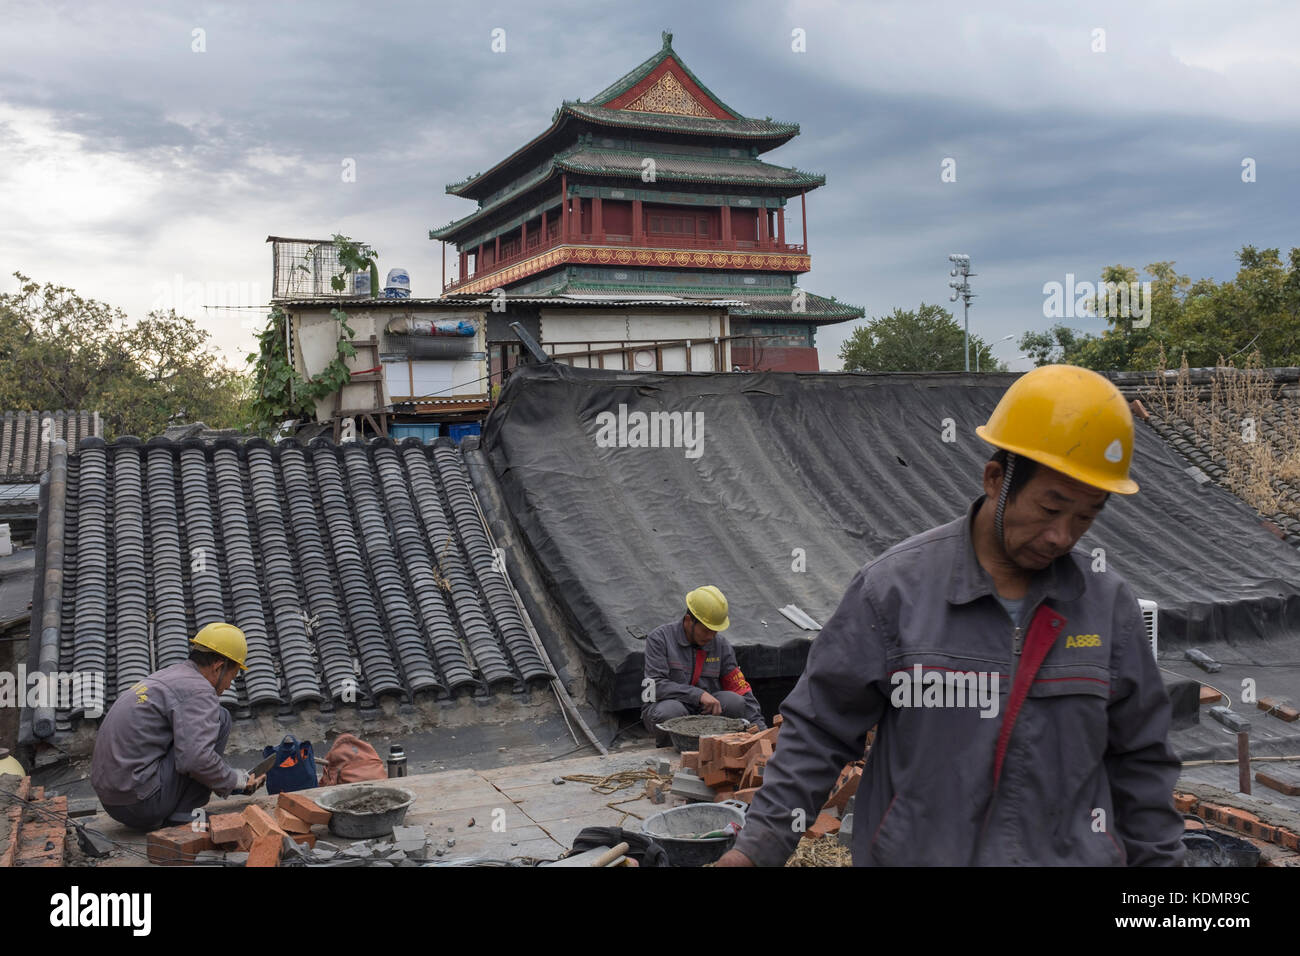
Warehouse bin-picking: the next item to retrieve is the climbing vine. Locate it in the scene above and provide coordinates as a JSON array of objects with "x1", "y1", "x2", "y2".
[{"x1": 246, "y1": 235, "x2": 378, "y2": 435}]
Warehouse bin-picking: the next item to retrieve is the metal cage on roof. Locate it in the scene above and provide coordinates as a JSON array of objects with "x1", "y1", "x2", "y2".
[{"x1": 267, "y1": 236, "x2": 349, "y2": 300}]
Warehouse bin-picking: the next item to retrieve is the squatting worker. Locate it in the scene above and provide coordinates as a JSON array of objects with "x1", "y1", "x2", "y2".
[
  {"x1": 718, "y1": 366, "x2": 1184, "y2": 866},
  {"x1": 92, "y1": 622, "x2": 265, "y2": 831},
  {"x1": 642, "y1": 586, "x2": 766, "y2": 740}
]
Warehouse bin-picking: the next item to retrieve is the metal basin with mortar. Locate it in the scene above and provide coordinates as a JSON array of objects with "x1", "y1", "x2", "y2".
[
  {"x1": 656, "y1": 715, "x2": 749, "y2": 753},
  {"x1": 313, "y1": 784, "x2": 416, "y2": 839},
  {"x1": 642, "y1": 799, "x2": 747, "y2": 867}
]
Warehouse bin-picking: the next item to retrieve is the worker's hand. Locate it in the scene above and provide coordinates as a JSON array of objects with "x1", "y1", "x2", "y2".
[
  {"x1": 699, "y1": 692, "x2": 722, "y2": 716},
  {"x1": 714, "y1": 849, "x2": 755, "y2": 867}
]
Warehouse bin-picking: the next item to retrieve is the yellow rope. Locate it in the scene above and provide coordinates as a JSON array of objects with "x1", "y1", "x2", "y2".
[{"x1": 562, "y1": 769, "x2": 663, "y2": 795}]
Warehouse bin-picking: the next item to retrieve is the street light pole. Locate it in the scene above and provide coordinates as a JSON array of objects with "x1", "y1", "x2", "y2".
[
  {"x1": 978, "y1": 333, "x2": 1016, "y2": 373},
  {"x1": 948, "y1": 254, "x2": 976, "y2": 371}
]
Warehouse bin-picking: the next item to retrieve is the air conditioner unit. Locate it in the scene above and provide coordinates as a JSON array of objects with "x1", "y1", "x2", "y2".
[{"x1": 1138, "y1": 599, "x2": 1158, "y2": 658}]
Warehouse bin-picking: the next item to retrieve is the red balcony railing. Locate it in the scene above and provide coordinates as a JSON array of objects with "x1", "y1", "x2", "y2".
[{"x1": 444, "y1": 232, "x2": 808, "y2": 293}]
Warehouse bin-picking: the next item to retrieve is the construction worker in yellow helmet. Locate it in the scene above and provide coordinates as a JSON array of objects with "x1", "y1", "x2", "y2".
[
  {"x1": 721, "y1": 365, "x2": 1184, "y2": 866},
  {"x1": 642, "y1": 585, "x2": 766, "y2": 743},
  {"x1": 91, "y1": 623, "x2": 268, "y2": 832}
]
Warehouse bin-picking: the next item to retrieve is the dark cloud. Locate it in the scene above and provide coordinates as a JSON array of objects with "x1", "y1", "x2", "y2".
[{"x1": 0, "y1": 0, "x2": 1295, "y2": 369}]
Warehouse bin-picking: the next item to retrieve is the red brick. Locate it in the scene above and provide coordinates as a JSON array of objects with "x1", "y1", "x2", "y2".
[
  {"x1": 719, "y1": 733, "x2": 755, "y2": 769},
  {"x1": 1256, "y1": 771, "x2": 1300, "y2": 797},
  {"x1": 824, "y1": 763, "x2": 863, "y2": 812},
  {"x1": 1275, "y1": 828, "x2": 1300, "y2": 851},
  {"x1": 698, "y1": 736, "x2": 719, "y2": 766},
  {"x1": 246, "y1": 832, "x2": 282, "y2": 867},
  {"x1": 1257, "y1": 697, "x2": 1300, "y2": 722},
  {"x1": 807, "y1": 811, "x2": 841, "y2": 839},
  {"x1": 1199, "y1": 685, "x2": 1222, "y2": 705},
  {"x1": 739, "y1": 742, "x2": 772, "y2": 790},
  {"x1": 276, "y1": 791, "x2": 331, "y2": 826},
  {"x1": 208, "y1": 812, "x2": 252, "y2": 848},
  {"x1": 680, "y1": 751, "x2": 699, "y2": 772},
  {"x1": 1173, "y1": 792, "x2": 1198, "y2": 813},
  {"x1": 702, "y1": 765, "x2": 740, "y2": 789},
  {"x1": 274, "y1": 808, "x2": 312, "y2": 834},
  {"x1": 242, "y1": 804, "x2": 287, "y2": 839},
  {"x1": 290, "y1": 832, "x2": 317, "y2": 850},
  {"x1": 146, "y1": 824, "x2": 214, "y2": 866},
  {"x1": 773, "y1": 714, "x2": 783, "y2": 726},
  {"x1": 712, "y1": 788, "x2": 735, "y2": 803},
  {"x1": 1205, "y1": 806, "x2": 1257, "y2": 834},
  {"x1": 733, "y1": 787, "x2": 759, "y2": 804},
  {"x1": 749, "y1": 726, "x2": 780, "y2": 749}
]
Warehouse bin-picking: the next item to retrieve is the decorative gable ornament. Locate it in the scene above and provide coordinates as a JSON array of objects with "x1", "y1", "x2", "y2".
[{"x1": 623, "y1": 70, "x2": 713, "y2": 118}]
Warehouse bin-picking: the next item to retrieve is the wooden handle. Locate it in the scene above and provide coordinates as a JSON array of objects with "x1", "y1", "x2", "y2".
[{"x1": 591, "y1": 842, "x2": 630, "y2": 867}]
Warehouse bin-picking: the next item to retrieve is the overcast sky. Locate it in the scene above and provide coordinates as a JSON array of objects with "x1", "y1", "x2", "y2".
[{"x1": 1, "y1": 0, "x2": 1296, "y2": 371}]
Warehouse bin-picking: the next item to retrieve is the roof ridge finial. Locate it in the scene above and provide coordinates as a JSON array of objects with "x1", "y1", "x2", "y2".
[{"x1": 662, "y1": 30, "x2": 672, "y2": 49}]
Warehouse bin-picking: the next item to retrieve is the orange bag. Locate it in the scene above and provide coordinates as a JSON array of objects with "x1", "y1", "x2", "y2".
[{"x1": 319, "y1": 733, "x2": 388, "y2": 786}]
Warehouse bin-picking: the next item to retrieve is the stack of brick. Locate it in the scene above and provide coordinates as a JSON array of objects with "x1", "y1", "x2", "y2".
[
  {"x1": 1, "y1": 776, "x2": 68, "y2": 868},
  {"x1": 685, "y1": 716, "x2": 869, "y2": 838},
  {"x1": 683, "y1": 718, "x2": 783, "y2": 803},
  {"x1": 145, "y1": 792, "x2": 331, "y2": 867}
]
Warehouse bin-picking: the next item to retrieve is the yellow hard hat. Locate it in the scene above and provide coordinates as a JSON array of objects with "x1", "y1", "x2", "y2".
[
  {"x1": 190, "y1": 622, "x2": 249, "y2": 671},
  {"x1": 976, "y1": 365, "x2": 1138, "y2": 495},
  {"x1": 0, "y1": 748, "x2": 24, "y2": 778},
  {"x1": 685, "y1": 585, "x2": 730, "y2": 632}
]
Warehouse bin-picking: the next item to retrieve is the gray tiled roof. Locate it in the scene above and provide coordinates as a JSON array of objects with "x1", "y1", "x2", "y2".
[
  {"x1": 0, "y1": 411, "x2": 101, "y2": 482},
  {"x1": 557, "y1": 285, "x2": 863, "y2": 321},
  {"x1": 1103, "y1": 368, "x2": 1300, "y2": 546},
  {"x1": 560, "y1": 101, "x2": 798, "y2": 139},
  {"x1": 556, "y1": 147, "x2": 823, "y2": 187},
  {"x1": 160, "y1": 422, "x2": 253, "y2": 442},
  {"x1": 1140, "y1": 399, "x2": 1300, "y2": 546},
  {"x1": 46, "y1": 435, "x2": 551, "y2": 730}
]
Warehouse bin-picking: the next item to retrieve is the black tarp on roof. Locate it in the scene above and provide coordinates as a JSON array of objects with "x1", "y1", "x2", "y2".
[{"x1": 482, "y1": 364, "x2": 1300, "y2": 710}]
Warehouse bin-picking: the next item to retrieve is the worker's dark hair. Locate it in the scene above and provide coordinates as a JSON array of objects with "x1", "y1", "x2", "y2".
[
  {"x1": 989, "y1": 448, "x2": 1111, "y2": 506},
  {"x1": 189, "y1": 647, "x2": 232, "y2": 669},
  {"x1": 989, "y1": 448, "x2": 1038, "y2": 501}
]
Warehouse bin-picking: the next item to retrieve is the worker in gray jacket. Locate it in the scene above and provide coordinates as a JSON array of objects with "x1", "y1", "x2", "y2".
[
  {"x1": 91, "y1": 622, "x2": 264, "y2": 831},
  {"x1": 642, "y1": 585, "x2": 766, "y2": 738},
  {"x1": 720, "y1": 366, "x2": 1184, "y2": 866}
]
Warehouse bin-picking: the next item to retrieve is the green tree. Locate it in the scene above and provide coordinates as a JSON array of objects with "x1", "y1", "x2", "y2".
[
  {"x1": 839, "y1": 302, "x2": 1007, "y2": 372},
  {"x1": 0, "y1": 273, "x2": 250, "y2": 439},
  {"x1": 1020, "y1": 247, "x2": 1300, "y2": 372}
]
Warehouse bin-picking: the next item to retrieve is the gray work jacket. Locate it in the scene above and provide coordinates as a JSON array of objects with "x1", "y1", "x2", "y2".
[
  {"x1": 733, "y1": 496, "x2": 1184, "y2": 866},
  {"x1": 91, "y1": 659, "x2": 244, "y2": 805},
  {"x1": 641, "y1": 620, "x2": 765, "y2": 728}
]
